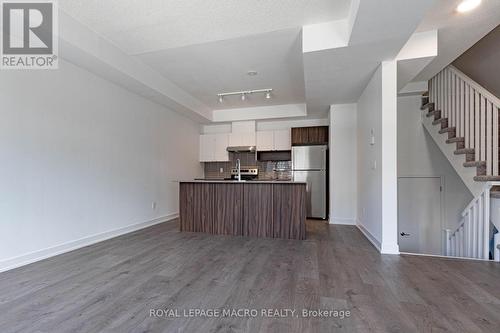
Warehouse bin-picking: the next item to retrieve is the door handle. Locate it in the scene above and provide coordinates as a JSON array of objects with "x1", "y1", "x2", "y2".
[{"x1": 400, "y1": 232, "x2": 411, "y2": 237}]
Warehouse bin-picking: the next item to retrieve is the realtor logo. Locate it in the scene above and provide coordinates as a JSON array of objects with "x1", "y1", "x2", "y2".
[{"x1": 1, "y1": 0, "x2": 58, "y2": 69}]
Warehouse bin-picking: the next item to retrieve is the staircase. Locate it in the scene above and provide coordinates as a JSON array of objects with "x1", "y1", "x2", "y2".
[{"x1": 422, "y1": 65, "x2": 500, "y2": 261}]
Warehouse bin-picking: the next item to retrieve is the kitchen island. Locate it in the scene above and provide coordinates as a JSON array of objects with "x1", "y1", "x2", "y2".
[{"x1": 179, "y1": 180, "x2": 306, "y2": 240}]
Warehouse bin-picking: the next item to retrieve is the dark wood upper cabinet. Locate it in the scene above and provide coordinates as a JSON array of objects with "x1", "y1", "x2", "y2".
[{"x1": 291, "y1": 126, "x2": 329, "y2": 146}]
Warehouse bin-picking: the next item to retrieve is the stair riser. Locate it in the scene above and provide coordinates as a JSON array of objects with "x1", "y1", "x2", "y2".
[
  {"x1": 432, "y1": 118, "x2": 447, "y2": 127},
  {"x1": 477, "y1": 164, "x2": 487, "y2": 176},
  {"x1": 448, "y1": 130, "x2": 456, "y2": 139},
  {"x1": 441, "y1": 119, "x2": 448, "y2": 129},
  {"x1": 433, "y1": 110, "x2": 441, "y2": 121}
]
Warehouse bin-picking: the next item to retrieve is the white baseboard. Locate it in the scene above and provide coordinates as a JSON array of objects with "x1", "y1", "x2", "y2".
[
  {"x1": 0, "y1": 213, "x2": 178, "y2": 273},
  {"x1": 380, "y1": 242, "x2": 400, "y2": 255},
  {"x1": 399, "y1": 251, "x2": 492, "y2": 262},
  {"x1": 356, "y1": 222, "x2": 381, "y2": 252},
  {"x1": 329, "y1": 217, "x2": 356, "y2": 225},
  {"x1": 356, "y1": 221, "x2": 400, "y2": 254}
]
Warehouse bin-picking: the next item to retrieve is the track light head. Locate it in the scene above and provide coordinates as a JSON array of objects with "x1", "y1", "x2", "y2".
[{"x1": 216, "y1": 88, "x2": 272, "y2": 102}]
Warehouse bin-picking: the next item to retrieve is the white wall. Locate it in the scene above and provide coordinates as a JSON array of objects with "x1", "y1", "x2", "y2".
[
  {"x1": 202, "y1": 118, "x2": 329, "y2": 134},
  {"x1": 357, "y1": 61, "x2": 399, "y2": 254},
  {"x1": 0, "y1": 60, "x2": 203, "y2": 271},
  {"x1": 329, "y1": 104, "x2": 357, "y2": 225},
  {"x1": 212, "y1": 104, "x2": 307, "y2": 122},
  {"x1": 256, "y1": 118, "x2": 329, "y2": 131},
  {"x1": 398, "y1": 95, "x2": 473, "y2": 230}
]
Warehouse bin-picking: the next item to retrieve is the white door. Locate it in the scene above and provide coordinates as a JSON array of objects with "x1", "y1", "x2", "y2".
[
  {"x1": 273, "y1": 129, "x2": 291, "y2": 150},
  {"x1": 398, "y1": 177, "x2": 442, "y2": 255}
]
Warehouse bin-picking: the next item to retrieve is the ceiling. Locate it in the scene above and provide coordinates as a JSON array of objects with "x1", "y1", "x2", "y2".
[
  {"x1": 304, "y1": 0, "x2": 436, "y2": 116},
  {"x1": 57, "y1": 0, "x2": 500, "y2": 123},
  {"x1": 413, "y1": 0, "x2": 500, "y2": 81},
  {"x1": 138, "y1": 28, "x2": 305, "y2": 110},
  {"x1": 60, "y1": 0, "x2": 351, "y2": 54}
]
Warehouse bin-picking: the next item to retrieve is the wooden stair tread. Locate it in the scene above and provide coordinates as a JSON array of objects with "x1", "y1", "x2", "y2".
[
  {"x1": 439, "y1": 127, "x2": 456, "y2": 134},
  {"x1": 491, "y1": 186, "x2": 500, "y2": 198},
  {"x1": 473, "y1": 176, "x2": 500, "y2": 181},
  {"x1": 454, "y1": 148, "x2": 475, "y2": 155},
  {"x1": 463, "y1": 161, "x2": 485, "y2": 167},
  {"x1": 426, "y1": 110, "x2": 440, "y2": 117},
  {"x1": 432, "y1": 118, "x2": 446, "y2": 125},
  {"x1": 421, "y1": 102, "x2": 434, "y2": 110},
  {"x1": 446, "y1": 137, "x2": 464, "y2": 143}
]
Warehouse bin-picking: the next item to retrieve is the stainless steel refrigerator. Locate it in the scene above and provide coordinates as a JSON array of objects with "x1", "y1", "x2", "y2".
[{"x1": 292, "y1": 145, "x2": 327, "y2": 219}]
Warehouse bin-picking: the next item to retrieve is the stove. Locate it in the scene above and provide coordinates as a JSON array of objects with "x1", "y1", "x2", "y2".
[{"x1": 229, "y1": 167, "x2": 258, "y2": 181}]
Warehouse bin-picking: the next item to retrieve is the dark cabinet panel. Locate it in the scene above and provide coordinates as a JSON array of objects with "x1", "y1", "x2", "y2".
[
  {"x1": 308, "y1": 126, "x2": 329, "y2": 144},
  {"x1": 272, "y1": 184, "x2": 306, "y2": 240},
  {"x1": 179, "y1": 182, "x2": 306, "y2": 240},
  {"x1": 180, "y1": 183, "x2": 215, "y2": 233},
  {"x1": 291, "y1": 127, "x2": 309, "y2": 146},
  {"x1": 243, "y1": 184, "x2": 273, "y2": 238},
  {"x1": 214, "y1": 183, "x2": 244, "y2": 236},
  {"x1": 291, "y1": 126, "x2": 328, "y2": 146}
]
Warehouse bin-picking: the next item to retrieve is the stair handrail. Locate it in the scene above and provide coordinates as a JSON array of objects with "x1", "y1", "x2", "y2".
[
  {"x1": 448, "y1": 65, "x2": 500, "y2": 108},
  {"x1": 429, "y1": 65, "x2": 500, "y2": 178}
]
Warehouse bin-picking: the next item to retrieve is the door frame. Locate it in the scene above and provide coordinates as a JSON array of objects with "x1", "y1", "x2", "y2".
[{"x1": 397, "y1": 175, "x2": 445, "y2": 254}]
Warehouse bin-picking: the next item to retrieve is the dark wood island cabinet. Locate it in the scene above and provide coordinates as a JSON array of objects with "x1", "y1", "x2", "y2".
[{"x1": 179, "y1": 181, "x2": 306, "y2": 240}]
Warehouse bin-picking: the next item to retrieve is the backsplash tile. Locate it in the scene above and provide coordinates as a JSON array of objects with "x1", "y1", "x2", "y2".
[{"x1": 204, "y1": 152, "x2": 292, "y2": 180}]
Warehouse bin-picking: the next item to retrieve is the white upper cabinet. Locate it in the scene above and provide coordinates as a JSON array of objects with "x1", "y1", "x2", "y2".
[
  {"x1": 199, "y1": 134, "x2": 215, "y2": 162},
  {"x1": 228, "y1": 132, "x2": 255, "y2": 147},
  {"x1": 199, "y1": 133, "x2": 229, "y2": 162},
  {"x1": 200, "y1": 127, "x2": 290, "y2": 161},
  {"x1": 256, "y1": 131, "x2": 274, "y2": 151},
  {"x1": 255, "y1": 129, "x2": 291, "y2": 151},
  {"x1": 273, "y1": 129, "x2": 291, "y2": 151},
  {"x1": 214, "y1": 133, "x2": 229, "y2": 161}
]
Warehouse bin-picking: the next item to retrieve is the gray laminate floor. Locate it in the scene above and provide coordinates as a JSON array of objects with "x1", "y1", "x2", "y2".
[{"x1": 1, "y1": 220, "x2": 500, "y2": 333}]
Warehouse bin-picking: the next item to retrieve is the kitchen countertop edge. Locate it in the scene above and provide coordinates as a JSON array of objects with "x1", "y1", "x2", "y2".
[{"x1": 177, "y1": 180, "x2": 307, "y2": 184}]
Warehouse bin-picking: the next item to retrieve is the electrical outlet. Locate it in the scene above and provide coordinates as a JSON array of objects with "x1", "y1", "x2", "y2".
[
  {"x1": 219, "y1": 167, "x2": 224, "y2": 173},
  {"x1": 151, "y1": 201, "x2": 157, "y2": 210}
]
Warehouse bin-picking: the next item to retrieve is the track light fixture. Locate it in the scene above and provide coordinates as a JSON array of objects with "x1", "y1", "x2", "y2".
[{"x1": 216, "y1": 88, "x2": 273, "y2": 103}]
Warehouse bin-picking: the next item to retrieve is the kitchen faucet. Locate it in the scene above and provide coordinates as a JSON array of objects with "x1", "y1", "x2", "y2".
[{"x1": 236, "y1": 159, "x2": 241, "y2": 181}]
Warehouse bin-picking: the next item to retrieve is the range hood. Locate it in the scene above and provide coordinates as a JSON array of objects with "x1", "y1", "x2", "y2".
[{"x1": 226, "y1": 146, "x2": 256, "y2": 153}]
